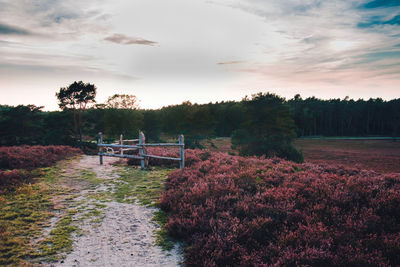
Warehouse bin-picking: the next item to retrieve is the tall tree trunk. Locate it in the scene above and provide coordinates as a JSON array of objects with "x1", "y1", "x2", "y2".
[
  {"x1": 78, "y1": 108, "x2": 83, "y2": 148},
  {"x1": 73, "y1": 109, "x2": 77, "y2": 136},
  {"x1": 79, "y1": 127, "x2": 83, "y2": 148}
]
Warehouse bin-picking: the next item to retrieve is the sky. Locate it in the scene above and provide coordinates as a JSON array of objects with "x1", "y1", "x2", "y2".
[{"x1": 0, "y1": 0, "x2": 399, "y2": 110}]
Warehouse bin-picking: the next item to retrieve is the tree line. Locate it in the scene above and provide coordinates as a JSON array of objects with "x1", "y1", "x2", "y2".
[
  {"x1": 1, "y1": 81, "x2": 399, "y2": 161},
  {"x1": 289, "y1": 95, "x2": 400, "y2": 137},
  {"x1": 1, "y1": 96, "x2": 399, "y2": 144},
  {"x1": 1, "y1": 94, "x2": 399, "y2": 145}
]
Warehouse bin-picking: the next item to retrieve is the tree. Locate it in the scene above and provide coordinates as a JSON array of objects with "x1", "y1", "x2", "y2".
[
  {"x1": 103, "y1": 108, "x2": 143, "y2": 138},
  {"x1": 105, "y1": 94, "x2": 139, "y2": 109},
  {"x1": 143, "y1": 110, "x2": 162, "y2": 142},
  {"x1": 42, "y1": 111, "x2": 75, "y2": 145},
  {"x1": 0, "y1": 105, "x2": 44, "y2": 145},
  {"x1": 231, "y1": 92, "x2": 303, "y2": 162},
  {"x1": 56, "y1": 81, "x2": 96, "y2": 146},
  {"x1": 100, "y1": 94, "x2": 142, "y2": 139}
]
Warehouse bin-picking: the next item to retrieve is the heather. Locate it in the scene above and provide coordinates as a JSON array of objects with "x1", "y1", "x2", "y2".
[
  {"x1": 160, "y1": 150, "x2": 400, "y2": 266},
  {"x1": 0, "y1": 146, "x2": 81, "y2": 192},
  {"x1": 0, "y1": 170, "x2": 31, "y2": 192},
  {"x1": 295, "y1": 139, "x2": 400, "y2": 173},
  {"x1": 0, "y1": 145, "x2": 81, "y2": 170}
]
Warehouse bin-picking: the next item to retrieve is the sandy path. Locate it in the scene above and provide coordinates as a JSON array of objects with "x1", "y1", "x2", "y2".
[{"x1": 54, "y1": 156, "x2": 182, "y2": 267}]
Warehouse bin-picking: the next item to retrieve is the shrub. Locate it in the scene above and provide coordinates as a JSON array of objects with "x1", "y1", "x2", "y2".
[
  {"x1": 0, "y1": 145, "x2": 81, "y2": 192},
  {"x1": 231, "y1": 93, "x2": 303, "y2": 163},
  {"x1": 0, "y1": 170, "x2": 32, "y2": 193},
  {"x1": 160, "y1": 150, "x2": 400, "y2": 266},
  {"x1": 0, "y1": 145, "x2": 81, "y2": 170}
]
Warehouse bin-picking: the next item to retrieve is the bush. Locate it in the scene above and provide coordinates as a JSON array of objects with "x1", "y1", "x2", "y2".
[
  {"x1": 184, "y1": 135, "x2": 205, "y2": 149},
  {"x1": 0, "y1": 170, "x2": 32, "y2": 193},
  {"x1": 0, "y1": 145, "x2": 81, "y2": 170},
  {"x1": 231, "y1": 93, "x2": 303, "y2": 163},
  {"x1": 0, "y1": 145, "x2": 81, "y2": 192},
  {"x1": 160, "y1": 150, "x2": 400, "y2": 266},
  {"x1": 276, "y1": 144, "x2": 304, "y2": 163}
]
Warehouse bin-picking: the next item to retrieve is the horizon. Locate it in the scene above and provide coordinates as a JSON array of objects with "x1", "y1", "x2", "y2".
[
  {"x1": 1, "y1": 89, "x2": 400, "y2": 112},
  {"x1": 1, "y1": 0, "x2": 400, "y2": 110}
]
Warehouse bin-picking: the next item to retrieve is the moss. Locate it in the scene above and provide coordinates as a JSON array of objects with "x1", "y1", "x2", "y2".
[
  {"x1": 0, "y1": 157, "x2": 94, "y2": 265},
  {"x1": 114, "y1": 167, "x2": 178, "y2": 251},
  {"x1": 79, "y1": 169, "x2": 103, "y2": 186},
  {"x1": 113, "y1": 167, "x2": 173, "y2": 206},
  {"x1": 0, "y1": 182, "x2": 53, "y2": 265},
  {"x1": 89, "y1": 217, "x2": 105, "y2": 225},
  {"x1": 154, "y1": 228, "x2": 175, "y2": 251},
  {"x1": 37, "y1": 213, "x2": 78, "y2": 260},
  {"x1": 87, "y1": 191, "x2": 112, "y2": 202},
  {"x1": 93, "y1": 203, "x2": 106, "y2": 209},
  {"x1": 152, "y1": 210, "x2": 175, "y2": 251},
  {"x1": 67, "y1": 209, "x2": 78, "y2": 216},
  {"x1": 83, "y1": 209, "x2": 104, "y2": 218}
]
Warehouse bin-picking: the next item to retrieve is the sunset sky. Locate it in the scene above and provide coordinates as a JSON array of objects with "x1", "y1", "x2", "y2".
[{"x1": 1, "y1": 0, "x2": 399, "y2": 110}]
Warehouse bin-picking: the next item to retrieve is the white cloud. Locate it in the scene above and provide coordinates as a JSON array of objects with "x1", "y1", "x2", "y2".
[{"x1": 0, "y1": 0, "x2": 399, "y2": 110}]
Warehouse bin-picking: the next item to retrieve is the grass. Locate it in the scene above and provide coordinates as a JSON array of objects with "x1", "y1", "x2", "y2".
[
  {"x1": 1, "y1": 156, "x2": 179, "y2": 266},
  {"x1": 87, "y1": 191, "x2": 112, "y2": 202},
  {"x1": 152, "y1": 210, "x2": 175, "y2": 251},
  {"x1": 113, "y1": 166, "x2": 177, "y2": 251},
  {"x1": 113, "y1": 167, "x2": 173, "y2": 206},
  {"x1": 36, "y1": 212, "x2": 78, "y2": 261},
  {"x1": 200, "y1": 137, "x2": 237, "y2": 155},
  {"x1": 78, "y1": 169, "x2": 104, "y2": 186},
  {"x1": 0, "y1": 156, "x2": 112, "y2": 265},
  {"x1": 0, "y1": 161, "x2": 79, "y2": 265},
  {"x1": 0, "y1": 184, "x2": 52, "y2": 265}
]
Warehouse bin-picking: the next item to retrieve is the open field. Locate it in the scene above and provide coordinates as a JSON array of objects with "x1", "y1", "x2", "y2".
[
  {"x1": 201, "y1": 137, "x2": 237, "y2": 154},
  {"x1": 202, "y1": 137, "x2": 400, "y2": 173},
  {"x1": 295, "y1": 139, "x2": 400, "y2": 173}
]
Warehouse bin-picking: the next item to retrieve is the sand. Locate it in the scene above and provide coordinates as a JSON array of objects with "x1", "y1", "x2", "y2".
[{"x1": 52, "y1": 156, "x2": 182, "y2": 267}]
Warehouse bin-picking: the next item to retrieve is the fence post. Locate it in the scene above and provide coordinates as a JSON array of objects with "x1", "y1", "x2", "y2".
[
  {"x1": 98, "y1": 132, "x2": 103, "y2": 165},
  {"x1": 139, "y1": 131, "x2": 145, "y2": 169},
  {"x1": 120, "y1": 134, "x2": 123, "y2": 158},
  {"x1": 179, "y1": 134, "x2": 185, "y2": 169}
]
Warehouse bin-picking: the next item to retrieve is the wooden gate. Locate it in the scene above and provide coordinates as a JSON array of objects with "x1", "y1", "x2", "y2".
[{"x1": 97, "y1": 131, "x2": 185, "y2": 169}]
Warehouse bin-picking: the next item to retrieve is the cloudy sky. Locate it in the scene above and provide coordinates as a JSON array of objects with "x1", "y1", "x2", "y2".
[{"x1": 1, "y1": 0, "x2": 399, "y2": 110}]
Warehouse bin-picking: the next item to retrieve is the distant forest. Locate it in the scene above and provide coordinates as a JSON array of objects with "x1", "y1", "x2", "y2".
[{"x1": 1, "y1": 94, "x2": 399, "y2": 147}]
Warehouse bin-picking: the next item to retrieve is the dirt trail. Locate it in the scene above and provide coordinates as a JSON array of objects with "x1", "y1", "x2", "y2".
[{"x1": 53, "y1": 155, "x2": 182, "y2": 267}]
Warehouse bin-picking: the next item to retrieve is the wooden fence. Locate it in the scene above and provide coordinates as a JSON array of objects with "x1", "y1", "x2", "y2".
[{"x1": 97, "y1": 131, "x2": 185, "y2": 169}]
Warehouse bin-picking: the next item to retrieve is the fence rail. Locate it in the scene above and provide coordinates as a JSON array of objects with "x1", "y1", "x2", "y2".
[
  {"x1": 99, "y1": 153, "x2": 144, "y2": 160},
  {"x1": 142, "y1": 143, "x2": 184, "y2": 147},
  {"x1": 98, "y1": 144, "x2": 141, "y2": 149},
  {"x1": 97, "y1": 131, "x2": 185, "y2": 169}
]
